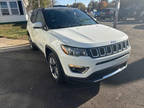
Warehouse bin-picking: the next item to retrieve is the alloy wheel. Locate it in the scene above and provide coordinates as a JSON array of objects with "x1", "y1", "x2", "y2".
[{"x1": 49, "y1": 57, "x2": 59, "y2": 79}]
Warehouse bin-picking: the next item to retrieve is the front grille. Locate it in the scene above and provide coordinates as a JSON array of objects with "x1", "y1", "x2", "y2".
[
  {"x1": 118, "y1": 43, "x2": 122, "y2": 51},
  {"x1": 122, "y1": 41, "x2": 126, "y2": 49},
  {"x1": 112, "y1": 44, "x2": 117, "y2": 53},
  {"x1": 90, "y1": 48, "x2": 99, "y2": 57},
  {"x1": 90, "y1": 40, "x2": 129, "y2": 58},
  {"x1": 106, "y1": 45, "x2": 112, "y2": 55},
  {"x1": 98, "y1": 47, "x2": 106, "y2": 56}
]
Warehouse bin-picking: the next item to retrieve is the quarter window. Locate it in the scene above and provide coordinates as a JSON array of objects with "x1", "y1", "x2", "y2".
[
  {"x1": 31, "y1": 10, "x2": 38, "y2": 23},
  {"x1": 9, "y1": 2, "x2": 19, "y2": 15},
  {"x1": 0, "y1": 2, "x2": 9, "y2": 15},
  {"x1": 36, "y1": 11, "x2": 45, "y2": 26}
]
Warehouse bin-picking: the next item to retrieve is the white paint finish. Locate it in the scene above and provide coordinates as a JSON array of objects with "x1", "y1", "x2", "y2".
[
  {"x1": 27, "y1": 10, "x2": 131, "y2": 79},
  {"x1": 50, "y1": 24, "x2": 128, "y2": 48},
  {"x1": 0, "y1": 15, "x2": 26, "y2": 23}
]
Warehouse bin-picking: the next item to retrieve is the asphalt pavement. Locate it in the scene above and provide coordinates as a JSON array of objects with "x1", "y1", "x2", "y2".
[{"x1": 0, "y1": 21, "x2": 144, "y2": 108}]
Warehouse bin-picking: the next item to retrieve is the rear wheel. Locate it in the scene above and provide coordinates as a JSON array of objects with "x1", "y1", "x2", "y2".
[
  {"x1": 47, "y1": 52, "x2": 64, "y2": 83},
  {"x1": 27, "y1": 32, "x2": 38, "y2": 50}
]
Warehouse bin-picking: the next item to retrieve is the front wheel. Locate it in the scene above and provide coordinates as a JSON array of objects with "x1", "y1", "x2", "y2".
[{"x1": 48, "y1": 52, "x2": 64, "y2": 83}]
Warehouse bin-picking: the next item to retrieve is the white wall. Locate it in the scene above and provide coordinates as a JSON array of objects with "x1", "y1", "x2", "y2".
[
  {"x1": 0, "y1": 15, "x2": 26, "y2": 23},
  {"x1": 0, "y1": 0, "x2": 26, "y2": 23}
]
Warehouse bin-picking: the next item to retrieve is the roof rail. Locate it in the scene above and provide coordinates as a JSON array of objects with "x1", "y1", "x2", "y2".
[{"x1": 53, "y1": 5, "x2": 67, "y2": 7}]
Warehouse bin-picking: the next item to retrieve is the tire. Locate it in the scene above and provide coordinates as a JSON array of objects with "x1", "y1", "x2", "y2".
[
  {"x1": 47, "y1": 52, "x2": 64, "y2": 84},
  {"x1": 27, "y1": 32, "x2": 38, "y2": 50}
]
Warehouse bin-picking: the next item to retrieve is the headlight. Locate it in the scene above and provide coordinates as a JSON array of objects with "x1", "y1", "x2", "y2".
[{"x1": 61, "y1": 45, "x2": 88, "y2": 56}]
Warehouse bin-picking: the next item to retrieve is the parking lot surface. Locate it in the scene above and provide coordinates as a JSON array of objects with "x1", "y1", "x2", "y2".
[{"x1": 0, "y1": 22, "x2": 144, "y2": 108}]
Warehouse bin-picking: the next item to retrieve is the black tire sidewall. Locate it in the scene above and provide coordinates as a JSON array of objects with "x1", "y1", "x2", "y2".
[
  {"x1": 27, "y1": 32, "x2": 38, "y2": 50},
  {"x1": 48, "y1": 52, "x2": 64, "y2": 83}
]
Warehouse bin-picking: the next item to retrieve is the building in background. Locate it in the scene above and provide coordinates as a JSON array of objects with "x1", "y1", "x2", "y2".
[{"x1": 0, "y1": 0, "x2": 28, "y2": 23}]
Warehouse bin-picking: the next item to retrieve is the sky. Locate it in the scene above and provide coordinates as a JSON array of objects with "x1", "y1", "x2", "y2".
[
  {"x1": 56, "y1": 0, "x2": 112, "y2": 6},
  {"x1": 56, "y1": 0, "x2": 90, "y2": 6}
]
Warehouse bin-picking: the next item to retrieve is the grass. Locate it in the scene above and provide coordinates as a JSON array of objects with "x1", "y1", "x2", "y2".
[{"x1": 0, "y1": 22, "x2": 28, "y2": 40}]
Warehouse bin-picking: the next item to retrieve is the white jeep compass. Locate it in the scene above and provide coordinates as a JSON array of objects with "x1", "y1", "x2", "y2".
[{"x1": 27, "y1": 7, "x2": 131, "y2": 83}]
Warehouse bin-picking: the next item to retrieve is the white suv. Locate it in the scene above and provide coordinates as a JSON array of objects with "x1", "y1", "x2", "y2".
[{"x1": 27, "y1": 7, "x2": 131, "y2": 83}]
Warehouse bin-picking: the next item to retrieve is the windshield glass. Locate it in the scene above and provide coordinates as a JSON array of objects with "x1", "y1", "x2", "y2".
[{"x1": 44, "y1": 8, "x2": 97, "y2": 29}]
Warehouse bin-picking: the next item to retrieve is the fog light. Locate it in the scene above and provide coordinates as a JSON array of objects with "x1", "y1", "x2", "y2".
[{"x1": 69, "y1": 64, "x2": 89, "y2": 74}]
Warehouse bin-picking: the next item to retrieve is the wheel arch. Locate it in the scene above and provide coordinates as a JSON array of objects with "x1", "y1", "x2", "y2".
[
  {"x1": 45, "y1": 44, "x2": 65, "y2": 78},
  {"x1": 45, "y1": 45, "x2": 59, "y2": 61}
]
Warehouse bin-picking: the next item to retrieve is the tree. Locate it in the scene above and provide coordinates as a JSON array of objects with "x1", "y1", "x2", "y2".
[
  {"x1": 88, "y1": 1, "x2": 99, "y2": 11},
  {"x1": 72, "y1": 2, "x2": 86, "y2": 11},
  {"x1": 51, "y1": 0, "x2": 57, "y2": 7},
  {"x1": 107, "y1": 0, "x2": 115, "y2": 8},
  {"x1": 28, "y1": 0, "x2": 56, "y2": 10},
  {"x1": 99, "y1": 1, "x2": 108, "y2": 9},
  {"x1": 41, "y1": 0, "x2": 51, "y2": 8},
  {"x1": 88, "y1": 0, "x2": 109, "y2": 11},
  {"x1": 101, "y1": 0, "x2": 108, "y2": 2}
]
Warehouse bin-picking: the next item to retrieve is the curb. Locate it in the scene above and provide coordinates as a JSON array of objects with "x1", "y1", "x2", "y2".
[{"x1": 0, "y1": 44, "x2": 30, "y2": 53}]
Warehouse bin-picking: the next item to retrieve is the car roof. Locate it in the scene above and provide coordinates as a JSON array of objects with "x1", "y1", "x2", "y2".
[
  {"x1": 33, "y1": 7, "x2": 77, "y2": 13},
  {"x1": 44, "y1": 7, "x2": 76, "y2": 11}
]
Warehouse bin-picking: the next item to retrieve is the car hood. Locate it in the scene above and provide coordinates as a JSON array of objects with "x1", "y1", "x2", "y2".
[{"x1": 49, "y1": 24, "x2": 128, "y2": 48}]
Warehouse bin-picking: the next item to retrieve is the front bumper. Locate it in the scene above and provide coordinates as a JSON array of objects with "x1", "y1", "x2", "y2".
[
  {"x1": 65, "y1": 62, "x2": 127, "y2": 83},
  {"x1": 59, "y1": 47, "x2": 130, "y2": 77}
]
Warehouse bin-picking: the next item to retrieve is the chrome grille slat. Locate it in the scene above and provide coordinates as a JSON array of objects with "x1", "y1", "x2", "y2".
[
  {"x1": 112, "y1": 44, "x2": 118, "y2": 53},
  {"x1": 98, "y1": 47, "x2": 106, "y2": 57},
  {"x1": 90, "y1": 40, "x2": 129, "y2": 58},
  {"x1": 90, "y1": 48, "x2": 99, "y2": 57},
  {"x1": 122, "y1": 41, "x2": 126, "y2": 50},
  {"x1": 106, "y1": 45, "x2": 112, "y2": 55},
  {"x1": 118, "y1": 42, "x2": 122, "y2": 51}
]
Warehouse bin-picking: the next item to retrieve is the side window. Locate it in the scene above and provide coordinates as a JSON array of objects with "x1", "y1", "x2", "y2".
[
  {"x1": 35, "y1": 11, "x2": 45, "y2": 26},
  {"x1": 30, "y1": 10, "x2": 37, "y2": 23},
  {"x1": 9, "y1": 2, "x2": 19, "y2": 15},
  {"x1": 0, "y1": 2, "x2": 9, "y2": 15},
  {"x1": 17, "y1": 1, "x2": 24, "y2": 15}
]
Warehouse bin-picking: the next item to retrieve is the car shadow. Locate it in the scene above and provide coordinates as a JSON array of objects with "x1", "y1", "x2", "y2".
[
  {"x1": 13, "y1": 22, "x2": 27, "y2": 29},
  {"x1": 134, "y1": 25, "x2": 144, "y2": 30},
  {"x1": 103, "y1": 58, "x2": 144, "y2": 85},
  {"x1": 0, "y1": 49, "x2": 100, "y2": 108},
  {"x1": 0, "y1": 36, "x2": 4, "y2": 38},
  {"x1": 0, "y1": 22, "x2": 27, "y2": 29}
]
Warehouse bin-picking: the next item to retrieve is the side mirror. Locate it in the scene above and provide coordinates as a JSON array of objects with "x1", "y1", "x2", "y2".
[{"x1": 33, "y1": 22, "x2": 43, "y2": 29}]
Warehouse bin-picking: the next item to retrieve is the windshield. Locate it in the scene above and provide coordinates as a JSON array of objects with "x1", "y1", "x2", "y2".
[{"x1": 44, "y1": 8, "x2": 97, "y2": 29}]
